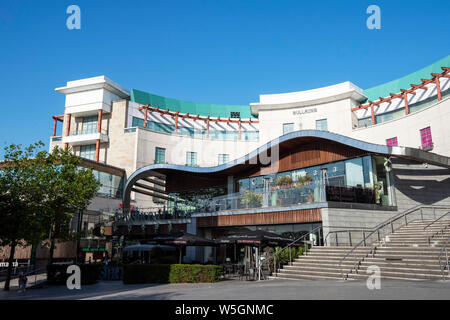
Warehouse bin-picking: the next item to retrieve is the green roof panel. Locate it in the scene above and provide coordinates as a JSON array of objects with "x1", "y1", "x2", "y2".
[{"x1": 130, "y1": 88, "x2": 255, "y2": 118}]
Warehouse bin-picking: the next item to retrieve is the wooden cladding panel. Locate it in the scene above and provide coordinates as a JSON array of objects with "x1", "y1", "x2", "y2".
[
  {"x1": 197, "y1": 208, "x2": 322, "y2": 228},
  {"x1": 249, "y1": 142, "x2": 367, "y2": 177}
]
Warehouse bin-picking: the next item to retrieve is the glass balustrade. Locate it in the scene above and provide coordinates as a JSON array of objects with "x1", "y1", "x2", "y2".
[{"x1": 69, "y1": 129, "x2": 108, "y2": 136}]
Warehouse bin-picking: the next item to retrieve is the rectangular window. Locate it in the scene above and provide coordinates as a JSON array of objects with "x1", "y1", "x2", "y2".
[
  {"x1": 186, "y1": 151, "x2": 197, "y2": 167},
  {"x1": 80, "y1": 144, "x2": 96, "y2": 160},
  {"x1": 218, "y1": 154, "x2": 229, "y2": 165},
  {"x1": 386, "y1": 137, "x2": 398, "y2": 147},
  {"x1": 420, "y1": 127, "x2": 433, "y2": 150},
  {"x1": 155, "y1": 147, "x2": 166, "y2": 164},
  {"x1": 81, "y1": 116, "x2": 98, "y2": 134},
  {"x1": 230, "y1": 112, "x2": 240, "y2": 118},
  {"x1": 316, "y1": 119, "x2": 328, "y2": 131},
  {"x1": 283, "y1": 123, "x2": 294, "y2": 134}
]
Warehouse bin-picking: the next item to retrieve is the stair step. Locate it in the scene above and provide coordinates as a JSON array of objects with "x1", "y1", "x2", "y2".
[
  {"x1": 348, "y1": 270, "x2": 446, "y2": 280},
  {"x1": 272, "y1": 216, "x2": 450, "y2": 282},
  {"x1": 269, "y1": 274, "x2": 346, "y2": 281}
]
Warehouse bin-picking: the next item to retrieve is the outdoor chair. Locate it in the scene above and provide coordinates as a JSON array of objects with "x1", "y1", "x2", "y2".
[{"x1": 237, "y1": 265, "x2": 250, "y2": 281}]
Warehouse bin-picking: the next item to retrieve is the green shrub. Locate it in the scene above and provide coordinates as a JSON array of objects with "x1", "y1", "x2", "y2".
[
  {"x1": 274, "y1": 244, "x2": 308, "y2": 268},
  {"x1": 169, "y1": 264, "x2": 222, "y2": 283},
  {"x1": 123, "y1": 264, "x2": 223, "y2": 284},
  {"x1": 47, "y1": 263, "x2": 102, "y2": 285}
]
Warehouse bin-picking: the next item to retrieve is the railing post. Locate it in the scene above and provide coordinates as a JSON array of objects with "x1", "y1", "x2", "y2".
[
  {"x1": 391, "y1": 221, "x2": 394, "y2": 233},
  {"x1": 377, "y1": 229, "x2": 380, "y2": 242},
  {"x1": 446, "y1": 248, "x2": 449, "y2": 274},
  {"x1": 348, "y1": 231, "x2": 352, "y2": 247},
  {"x1": 289, "y1": 247, "x2": 292, "y2": 265},
  {"x1": 405, "y1": 214, "x2": 407, "y2": 226},
  {"x1": 420, "y1": 207, "x2": 423, "y2": 220},
  {"x1": 318, "y1": 227, "x2": 322, "y2": 246},
  {"x1": 335, "y1": 233, "x2": 338, "y2": 247},
  {"x1": 434, "y1": 207, "x2": 436, "y2": 220},
  {"x1": 274, "y1": 255, "x2": 277, "y2": 277}
]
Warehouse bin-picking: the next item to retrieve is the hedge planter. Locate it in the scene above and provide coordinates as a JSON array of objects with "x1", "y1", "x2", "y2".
[
  {"x1": 47, "y1": 263, "x2": 102, "y2": 285},
  {"x1": 123, "y1": 264, "x2": 223, "y2": 284}
]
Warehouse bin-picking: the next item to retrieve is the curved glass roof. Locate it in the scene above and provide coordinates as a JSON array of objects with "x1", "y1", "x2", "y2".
[{"x1": 363, "y1": 54, "x2": 450, "y2": 101}]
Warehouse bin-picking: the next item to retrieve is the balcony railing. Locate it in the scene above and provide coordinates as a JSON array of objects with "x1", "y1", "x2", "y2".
[
  {"x1": 69, "y1": 129, "x2": 108, "y2": 136},
  {"x1": 115, "y1": 183, "x2": 383, "y2": 225}
]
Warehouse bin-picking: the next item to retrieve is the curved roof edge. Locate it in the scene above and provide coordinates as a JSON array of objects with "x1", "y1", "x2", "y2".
[
  {"x1": 363, "y1": 54, "x2": 450, "y2": 101},
  {"x1": 130, "y1": 88, "x2": 255, "y2": 119},
  {"x1": 123, "y1": 130, "x2": 450, "y2": 208}
]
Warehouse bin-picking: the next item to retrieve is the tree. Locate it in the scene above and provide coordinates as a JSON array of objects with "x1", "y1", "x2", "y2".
[
  {"x1": 0, "y1": 142, "x2": 100, "y2": 290},
  {"x1": 0, "y1": 142, "x2": 47, "y2": 291},
  {"x1": 39, "y1": 146, "x2": 100, "y2": 264}
]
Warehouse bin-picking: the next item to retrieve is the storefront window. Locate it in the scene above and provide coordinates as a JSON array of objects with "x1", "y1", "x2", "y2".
[
  {"x1": 372, "y1": 156, "x2": 395, "y2": 206},
  {"x1": 345, "y1": 158, "x2": 364, "y2": 187},
  {"x1": 235, "y1": 155, "x2": 393, "y2": 207}
]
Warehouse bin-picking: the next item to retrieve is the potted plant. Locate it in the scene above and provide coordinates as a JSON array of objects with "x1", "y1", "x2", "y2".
[
  {"x1": 275, "y1": 176, "x2": 293, "y2": 188},
  {"x1": 241, "y1": 191, "x2": 263, "y2": 208}
]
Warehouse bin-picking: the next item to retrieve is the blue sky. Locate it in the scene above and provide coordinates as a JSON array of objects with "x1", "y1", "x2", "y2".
[{"x1": 0, "y1": 0, "x2": 449, "y2": 157}]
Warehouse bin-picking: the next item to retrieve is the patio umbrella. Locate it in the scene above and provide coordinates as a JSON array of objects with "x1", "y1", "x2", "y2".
[
  {"x1": 215, "y1": 230, "x2": 296, "y2": 246},
  {"x1": 144, "y1": 232, "x2": 216, "y2": 263}
]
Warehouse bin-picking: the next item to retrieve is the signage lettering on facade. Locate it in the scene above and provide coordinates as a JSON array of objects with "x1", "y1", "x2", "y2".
[{"x1": 293, "y1": 108, "x2": 317, "y2": 116}]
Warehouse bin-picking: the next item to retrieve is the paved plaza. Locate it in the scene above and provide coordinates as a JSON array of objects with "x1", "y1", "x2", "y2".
[{"x1": 0, "y1": 278, "x2": 449, "y2": 300}]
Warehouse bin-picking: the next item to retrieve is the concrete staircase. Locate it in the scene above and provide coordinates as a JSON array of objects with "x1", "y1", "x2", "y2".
[{"x1": 270, "y1": 219, "x2": 450, "y2": 281}]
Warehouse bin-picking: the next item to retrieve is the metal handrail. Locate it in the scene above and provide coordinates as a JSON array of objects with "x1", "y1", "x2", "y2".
[
  {"x1": 257, "y1": 225, "x2": 322, "y2": 280},
  {"x1": 424, "y1": 211, "x2": 450, "y2": 245},
  {"x1": 337, "y1": 205, "x2": 450, "y2": 280},
  {"x1": 326, "y1": 205, "x2": 450, "y2": 247},
  {"x1": 323, "y1": 227, "x2": 373, "y2": 247},
  {"x1": 438, "y1": 237, "x2": 450, "y2": 280},
  {"x1": 0, "y1": 266, "x2": 48, "y2": 288}
]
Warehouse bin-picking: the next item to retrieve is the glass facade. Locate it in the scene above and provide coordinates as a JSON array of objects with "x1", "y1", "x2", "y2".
[
  {"x1": 132, "y1": 117, "x2": 259, "y2": 141},
  {"x1": 93, "y1": 170, "x2": 124, "y2": 198},
  {"x1": 164, "y1": 155, "x2": 395, "y2": 217},
  {"x1": 316, "y1": 119, "x2": 328, "y2": 131},
  {"x1": 81, "y1": 116, "x2": 98, "y2": 134},
  {"x1": 211, "y1": 222, "x2": 322, "y2": 242},
  {"x1": 237, "y1": 155, "x2": 394, "y2": 207},
  {"x1": 283, "y1": 123, "x2": 294, "y2": 135},
  {"x1": 186, "y1": 151, "x2": 197, "y2": 167},
  {"x1": 155, "y1": 147, "x2": 166, "y2": 164},
  {"x1": 218, "y1": 154, "x2": 229, "y2": 165},
  {"x1": 80, "y1": 144, "x2": 96, "y2": 160},
  {"x1": 357, "y1": 87, "x2": 450, "y2": 128}
]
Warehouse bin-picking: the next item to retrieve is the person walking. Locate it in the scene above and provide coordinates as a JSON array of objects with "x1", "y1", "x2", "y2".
[{"x1": 18, "y1": 272, "x2": 27, "y2": 293}]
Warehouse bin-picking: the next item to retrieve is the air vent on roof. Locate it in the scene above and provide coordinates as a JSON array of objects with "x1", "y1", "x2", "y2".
[{"x1": 230, "y1": 112, "x2": 240, "y2": 118}]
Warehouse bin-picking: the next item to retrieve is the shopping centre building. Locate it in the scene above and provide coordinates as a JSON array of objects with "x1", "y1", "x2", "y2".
[{"x1": 45, "y1": 55, "x2": 450, "y2": 263}]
